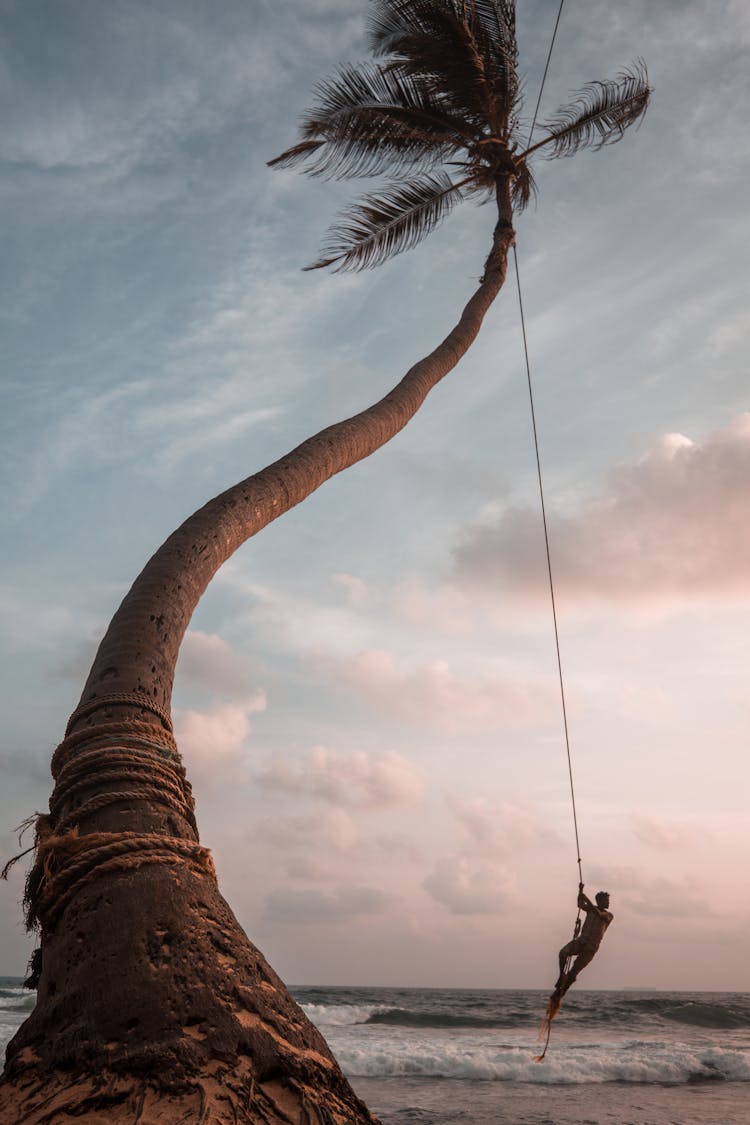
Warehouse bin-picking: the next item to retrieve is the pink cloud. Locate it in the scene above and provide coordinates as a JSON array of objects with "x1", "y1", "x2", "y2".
[
  {"x1": 262, "y1": 885, "x2": 389, "y2": 926},
  {"x1": 175, "y1": 695, "x2": 266, "y2": 777},
  {"x1": 454, "y1": 415, "x2": 750, "y2": 603},
  {"x1": 631, "y1": 813, "x2": 709, "y2": 850},
  {"x1": 423, "y1": 855, "x2": 515, "y2": 916},
  {"x1": 394, "y1": 582, "x2": 473, "y2": 635},
  {"x1": 625, "y1": 881, "x2": 711, "y2": 919},
  {"x1": 259, "y1": 745, "x2": 423, "y2": 809},
  {"x1": 261, "y1": 807, "x2": 358, "y2": 853},
  {"x1": 311, "y1": 649, "x2": 556, "y2": 733},
  {"x1": 449, "y1": 795, "x2": 560, "y2": 857},
  {"x1": 176, "y1": 629, "x2": 258, "y2": 697},
  {"x1": 284, "y1": 855, "x2": 339, "y2": 881},
  {"x1": 588, "y1": 865, "x2": 711, "y2": 920}
]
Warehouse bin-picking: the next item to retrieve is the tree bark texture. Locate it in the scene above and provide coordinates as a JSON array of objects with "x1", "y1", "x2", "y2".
[{"x1": 0, "y1": 211, "x2": 514, "y2": 1122}]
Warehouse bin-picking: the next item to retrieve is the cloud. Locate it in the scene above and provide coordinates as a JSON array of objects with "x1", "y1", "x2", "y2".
[
  {"x1": 0, "y1": 7, "x2": 286, "y2": 182},
  {"x1": 374, "y1": 833, "x2": 424, "y2": 863},
  {"x1": 0, "y1": 748, "x2": 50, "y2": 789},
  {"x1": 283, "y1": 855, "x2": 338, "y2": 882},
  {"x1": 454, "y1": 416, "x2": 750, "y2": 605},
  {"x1": 449, "y1": 795, "x2": 560, "y2": 857},
  {"x1": 389, "y1": 450, "x2": 509, "y2": 508},
  {"x1": 261, "y1": 807, "x2": 358, "y2": 853},
  {"x1": 258, "y1": 746, "x2": 423, "y2": 809},
  {"x1": 173, "y1": 632, "x2": 267, "y2": 783},
  {"x1": 311, "y1": 649, "x2": 555, "y2": 733},
  {"x1": 262, "y1": 884, "x2": 389, "y2": 926},
  {"x1": 626, "y1": 881, "x2": 711, "y2": 920},
  {"x1": 176, "y1": 630, "x2": 259, "y2": 699},
  {"x1": 138, "y1": 242, "x2": 365, "y2": 475},
  {"x1": 394, "y1": 582, "x2": 473, "y2": 636},
  {"x1": 423, "y1": 855, "x2": 515, "y2": 916},
  {"x1": 175, "y1": 695, "x2": 266, "y2": 776},
  {"x1": 0, "y1": 583, "x2": 81, "y2": 649},
  {"x1": 631, "y1": 813, "x2": 709, "y2": 851},
  {"x1": 141, "y1": 406, "x2": 283, "y2": 475},
  {"x1": 332, "y1": 572, "x2": 369, "y2": 610},
  {"x1": 47, "y1": 631, "x2": 102, "y2": 682},
  {"x1": 591, "y1": 866, "x2": 711, "y2": 920},
  {"x1": 7, "y1": 378, "x2": 160, "y2": 516},
  {"x1": 420, "y1": 797, "x2": 554, "y2": 917}
]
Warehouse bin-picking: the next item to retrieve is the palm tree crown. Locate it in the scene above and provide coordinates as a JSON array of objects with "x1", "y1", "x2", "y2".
[{"x1": 269, "y1": 0, "x2": 650, "y2": 271}]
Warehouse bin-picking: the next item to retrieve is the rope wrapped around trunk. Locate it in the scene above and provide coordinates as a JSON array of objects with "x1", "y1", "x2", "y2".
[
  {"x1": 50, "y1": 719, "x2": 197, "y2": 835},
  {"x1": 64, "y1": 691, "x2": 174, "y2": 736},
  {"x1": 25, "y1": 828, "x2": 215, "y2": 933},
  {"x1": 2, "y1": 714, "x2": 212, "y2": 979}
]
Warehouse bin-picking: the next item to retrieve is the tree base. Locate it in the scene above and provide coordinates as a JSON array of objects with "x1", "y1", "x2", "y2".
[
  {"x1": 0, "y1": 864, "x2": 378, "y2": 1124},
  {"x1": 0, "y1": 1062, "x2": 366, "y2": 1124}
]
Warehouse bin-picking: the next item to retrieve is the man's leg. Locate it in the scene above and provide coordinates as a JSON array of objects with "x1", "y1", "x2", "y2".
[
  {"x1": 565, "y1": 945, "x2": 596, "y2": 989},
  {"x1": 556, "y1": 940, "x2": 579, "y2": 991}
]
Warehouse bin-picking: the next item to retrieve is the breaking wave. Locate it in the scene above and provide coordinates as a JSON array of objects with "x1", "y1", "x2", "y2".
[
  {"x1": 298, "y1": 989, "x2": 750, "y2": 1089},
  {"x1": 301, "y1": 1003, "x2": 390, "y2": 1027},
  {"x1": 332, "y1": 1039, "x2": 750, "y2": 1085},
  {"x1": 302, "y1": 994, "x2": 750, "y2": 1033},
  {"x1": 0, "y1": 990, "x2": 35, "y2": 1013},
  {"x1": 364, "y1": 1008, "x2": 515, "y2": 1029},
  {"x1": 633, "y1": 998, "x2": 750, "y2": 1030}
]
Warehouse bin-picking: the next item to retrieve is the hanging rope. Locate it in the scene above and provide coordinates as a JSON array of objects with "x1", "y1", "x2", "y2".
[
  {"x1": 511, "y1": 0, "x2": 582, "y2": 886},
  {"x1": 526, "y1": 0, "x2": 567, "y2": 147},
  {"x1": 513, "y1": 252, "x2": 582, "y2": 885},
  {"x1": 511, "y1": 0, "x2": 584, "y2": 1064}
]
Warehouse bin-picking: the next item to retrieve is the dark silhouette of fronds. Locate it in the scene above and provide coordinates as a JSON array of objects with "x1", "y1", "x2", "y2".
[
  {"x1": 270, "y1": 0, "x2": 650, "y2": 273},
  {"x1": 306, "y1": 172, "x2": 472, "y2": 271},
  {"x1": 528, "y1": 59, "x2": 650, "y2": 159}
]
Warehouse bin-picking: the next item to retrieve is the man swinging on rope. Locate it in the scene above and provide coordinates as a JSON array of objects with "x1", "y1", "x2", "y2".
[
  {"x1": 535, "y1": 884, "x2": 613, "y2": 1060},
  {"x1": 555, "y1": 884, "x2": 613, "y2": 995}
]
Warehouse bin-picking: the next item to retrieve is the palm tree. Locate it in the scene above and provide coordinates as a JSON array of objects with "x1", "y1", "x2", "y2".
[
  {"x1": 0, "y1": 2, "x2": 649, "y2": 1121},
  {"x1": 270, "y1": 0, "x2": 647, "y2": 273}
]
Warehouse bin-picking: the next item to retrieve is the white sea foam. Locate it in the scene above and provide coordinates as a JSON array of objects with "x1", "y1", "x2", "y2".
[
  {"x1": 0, "y1": 994, "x2": 34, "y2": 1011},
  {"x1": 1, "y1": 1020, "x2": 25, "y2": 1064},
  {"x1": 0, "y1": 984, "x2": 36, "y2": 1065},
  {"x1": 328, "y1": 1034, "x2": 750, "y2": 1085},
  {"x1": 301, "y1": 1002, "x2": 389, "y2": 1027}
]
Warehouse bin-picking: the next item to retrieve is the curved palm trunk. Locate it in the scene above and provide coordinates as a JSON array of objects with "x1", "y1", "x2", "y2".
[
  {"x1": 0, "y1": 212, "x2": 514, "y2": 1124},
  {"x1": 79, "y1": 215, "x2": 514, "y2": 718}
]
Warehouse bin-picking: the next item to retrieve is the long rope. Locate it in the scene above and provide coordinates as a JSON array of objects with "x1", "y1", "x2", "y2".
[
  {"x1": 526, "y1": 0, "x2": 567, "y2": 146},
  {"x1": 512, "y1": 248, "x2": 582, "y2": 885},
  {"x1": 511, "y1": 0, "x2": 583, "y2": 885}
]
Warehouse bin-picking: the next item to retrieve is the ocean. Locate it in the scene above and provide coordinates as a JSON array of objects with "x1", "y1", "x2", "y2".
[{"x1": 2, "y1": 980, "x2": 748, "y2": 1123}]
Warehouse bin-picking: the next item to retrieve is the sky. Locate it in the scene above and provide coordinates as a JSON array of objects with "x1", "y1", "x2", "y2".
[{"x1": 1, "y1": 0, "x2": 748, "y2": 992}]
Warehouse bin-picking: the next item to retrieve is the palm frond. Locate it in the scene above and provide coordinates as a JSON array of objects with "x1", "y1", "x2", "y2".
[
  {"x1": 267, "y1": 139, "x2": 325, "y2": 170},
  {"x1": 370, "y1": 0, "x2": 515, "y2": 59},
  {"x1": 368, "y1": 0, "x2": 520, "y2": 132},
  {"x1": 510, "y1": 160, "x2": 536, "y2": 211},
  {"x1": 468, "y1": 0, "x2": 519, "y2": 107},
  {"x1": 368, "y1": 0, "x2": 457, "y2": 52},
  {"x1": 268, "y1": 61, "x2": 475, "y2": 180},
  {"x1": 471, "y1": 0, "x2": 516, "y2": 45},
  {"x1": 306, "y1": 172, "x2": 473, "y2": 271},
  {"x1": 527, "y1": 59, "x2": 650, "y2": 160}
]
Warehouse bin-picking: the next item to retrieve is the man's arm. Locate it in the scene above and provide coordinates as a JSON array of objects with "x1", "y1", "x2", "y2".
[{"x1": 578, "y1": 884, "x2": 612, "y2": 920}]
